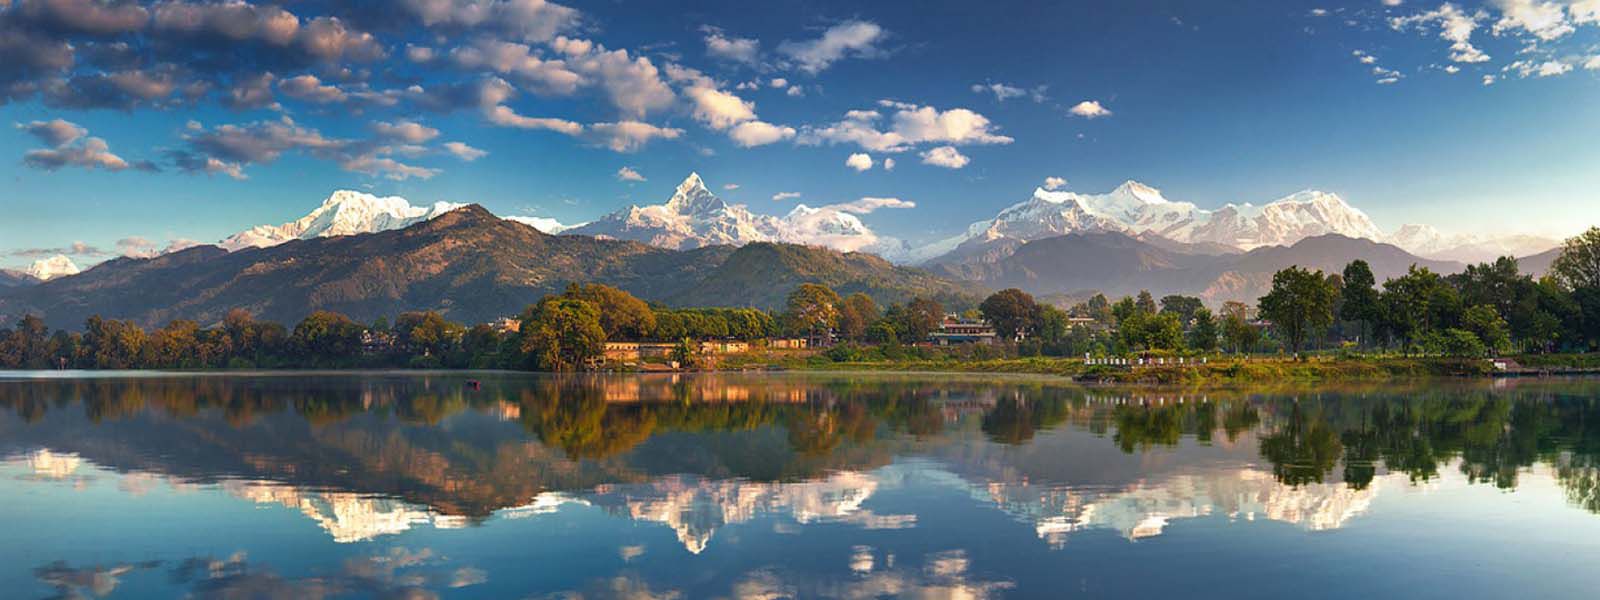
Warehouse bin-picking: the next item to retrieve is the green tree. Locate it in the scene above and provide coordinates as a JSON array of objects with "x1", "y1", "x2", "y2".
[
  {"x1": 563, "y1": 283, "x2": 656, "y2": 340},
  {"x1": 897, "y1": 297, "x2": 944, "y2": 343},
  {"x1": 783, "y1": 283, "x2": 842, "y2": 344},
  {"x1": 1188, "y1": 307, "x2": 1219, "y2": 351},
  {"x1": 836, "y1": 293, "x2": 879, "y2": 342},
  {"x1": 1552, "y1": 226, "x2": 1600, "y2": 291},
  {"x1": 1462, "y1": 304, "x2": 1512, "y2": 355},
  {"x1": 1340, "y1": 260, "x2": 1381, "y2": 346},
  {"x1": 291, "y1": 311, "x2": 364, "y2": 366},
  {"x1": 1135, "y1": 290, "x2": 1159, "y2": 316},
  {"x1": 1159, "y1": 295, "x2": 1204, "y2": 323},
  {"x1": 520, "y1": 296, "x2": 606, "y2": 371},
  {"x1": 1380, "y1": 266, "x2": 1462, "y2": 348},
  {"x1": 1258, "y1": 266, "x2": 1338, "y2": 355},
  {"x1": 395, "y1": 311, "x2": 464, "y2": 356},
  {"x1": 979, "y1": 288, "x2": 1040, "y2": 341}
]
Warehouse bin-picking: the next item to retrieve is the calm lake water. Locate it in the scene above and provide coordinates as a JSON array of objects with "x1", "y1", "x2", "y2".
[{"x1": 2, "y1": 372, "x2": 1599, "y2": 599}]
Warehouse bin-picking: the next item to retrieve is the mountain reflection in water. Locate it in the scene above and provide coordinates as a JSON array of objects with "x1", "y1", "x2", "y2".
[{"x1": 3, "y1": 373, "x2": 1600, "y2": 598}]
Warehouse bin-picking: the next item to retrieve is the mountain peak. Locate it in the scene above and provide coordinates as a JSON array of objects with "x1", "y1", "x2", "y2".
[
  {"x1": 1113, "y1": 180, "x2": 1165, "y2": 203},
  {"x1": 664, "y1": 172, "x2": 727, "y2": 214},
  {"x1": 220, "y1": 191, "x2": 465, "y2": 251},
  {"x1": 26, "y1": 255, "x2": 80, "y2": 281}
]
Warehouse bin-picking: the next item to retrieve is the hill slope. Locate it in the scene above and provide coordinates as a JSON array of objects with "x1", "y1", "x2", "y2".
[{"x1": 0, "y1": 206, "x2": 974, "y2": 329}]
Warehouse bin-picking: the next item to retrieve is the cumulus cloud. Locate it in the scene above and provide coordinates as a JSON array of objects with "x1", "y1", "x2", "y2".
[
  {"x1": 583, "y1": 120, "x2": 682, "y2": 152},
  {"x1": 446, "y1": 38, "x2": 582, "y2": 95},
  {"x1": 555, "y1": 39, "x2": 676, "y2": 118},
  {"x1": 1389, "y1": 4, "x2": 1491, "y2": 63},
  {"x1": 172, "y1": 116, "x2": 437, "y2": 180},
  {"x1": 1067, "y1": 100, "x2": 1112, "y2": 118},
  {"x1": 703, "y1": 25, "x2": 759, "y2": 64},
  {"x1": 482, "y1": 104, "x2": 583, "y2": 134},
  {"x1": 829, "y1": 196, "x2": 916, "y2": 213},
  {"x1": 1506, "y1": 58, "x2": 1572, "y2": 77},
  {"x1": 443, "y1": 141, "x2": 487, "y2": 161},
  {"x1": 616, "y1": 166, "x2": 645, "y2": 181},
  {"x1": 372, "y1": 120, "x2": 440, "y2": 143},
  {"x1": 882, "y1": 157, "x2": 895, "y2": 170},
  {"x1": 13, "y1": 0, "x2": 151, "y2": 36},
  {"x1": 17, "y1": 118, "x2": 86, "y2": 147},
  {"x1": 1043, "y1": 176, "x2": 1067, "y2": 190},
  {"x1": 800, "y1": 102, "x2": 1012, "y2": 152},
  {"x1": 1490, "y1": 0, "x2": 1574, "y2": 41},
  {"x1": 728, "y1": 120, "x2": 795, "y2": 147},
  {"x1": 16, "y1": 118, "x2": 152, "y2": 172},
  {"x1": 225, "y1": 72, "x2": 278, "y2": 109},
  {"x1": 399, "y1": 0, "x2": 581, "y2": 43},
  {"x1": 687, "y1": 85, "x2": 756, "y2": 129},
  {"x1": 971, "y1": 82, "x2": 1047, "y2": 102},
  {"x1": 778, "y1": 21, "x2": 885, "y2": 74},
  {"x1": 772, "y1": 191, "x2": 801, "y2": 201},
  {"x1": 278, "y1": 74, "x2": 346, "y2": 103},
  {"x1": 919, "y1": 145, "x2": 969, "y2": 168},
  {"x1": 845, "y1": 152, "x2": 873, "y2": 171}
]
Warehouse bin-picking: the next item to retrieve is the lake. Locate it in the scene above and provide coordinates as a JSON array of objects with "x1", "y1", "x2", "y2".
[{"x1": 2, "y1": 371, "x2": 1599, "y2": 599}]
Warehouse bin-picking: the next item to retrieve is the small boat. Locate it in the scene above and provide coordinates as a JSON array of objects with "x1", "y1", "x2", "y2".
[{"x1": 466, "y1": 380, "x2": 481, "y2": 390}]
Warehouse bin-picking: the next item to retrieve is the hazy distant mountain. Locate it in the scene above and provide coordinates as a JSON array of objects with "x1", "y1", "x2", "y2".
[
  {"x1": 24, "y1": 255, "x2": 80, "y2": 281},
  {"x1": 1518, "y1": 247, "x2": 1562, "y2": 278},
  {"x1": 0, "y1": 269, "x2": 39, "y2": 289},
  {"x1": 947, "y1": 232, "x2": 1462, "y2": 304},
  {"x1": 0, "y1": 206, "x2": 974, "y2": 329},
  {"x1": 915, "y1": 181, "x2": 1385, "y2": 268},
  {"x1": 220, "y1": 190, "x2": 467, "y2": 251},
  {"x1": 1386, "y1": 223, "x2": 1559, "y2": 264}
]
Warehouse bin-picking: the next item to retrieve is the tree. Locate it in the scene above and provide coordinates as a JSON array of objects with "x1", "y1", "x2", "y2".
[
  {"x1": 979, "y1": 288, "x2": 1040, "y2": 341},
  {"x1": 899, "y1": 297, "x2": 944, "y2": 342},
  {"x1": 563, "y1": 283, "x2": 656, "y2": 340},
  {"x1": 783, "y1": 283, "x2": 842, "y2": 344},
  {"x1": 1084, "y1": 293, "x2": 1115, "y2": 327},
  {"x1": 520, "y1": 296, "x2": 606, "y2": 371},
  {"x1": 1188, "y1": 307, "x2": 1219, "y2": 351},
  {"x1": 292, "y1": 311, "x2": 364, "y2": 366},
  {"x1": 1552, "y1": 227, "x2": 1600, "y2": 291},
  {"x1": 1380, "y1": 266, "x2": 1461, "y2": 348},
  {"x1": 1462, "y1": 304, "x2": 1511, "y2": 355},
  {"x1": 395, "y1": 311, "x2": 464, "y2": 356},
  {"x1": 1121, "y1": 311, "x2": 1184, "y2": 351},
  {"x1": 1258, "y1": 266, "x2": 1337, "y2": 355},
  {"x1": 1159, "y1": 295, "x2": 1204, "y2": 324},
  {"x1": 1222, "y1": 310, "x2": 1260, "y2": 354},
  {"x1": 836, "y1": 293, "x2": 878, "y2": 342},
  {"x1": 1340, "y1": 260, "x2": 1381, "y2": 346},
  {"x1": 1135, "y1": 290, "x2": 1159, "y2": 316}
]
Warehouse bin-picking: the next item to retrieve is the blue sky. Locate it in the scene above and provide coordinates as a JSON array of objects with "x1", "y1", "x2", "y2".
[{"x1": 3, "y1": 0, "x2": 1600, "y2": 269}]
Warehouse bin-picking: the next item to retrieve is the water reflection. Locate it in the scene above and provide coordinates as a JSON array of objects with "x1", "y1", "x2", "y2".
[{"x1": 4, "y1": 373, "x2": 1600, "y2": 597}]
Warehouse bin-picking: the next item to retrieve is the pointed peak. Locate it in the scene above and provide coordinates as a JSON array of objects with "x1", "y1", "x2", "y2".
[
  {"x1": 1112, "y1": 180, "x2": 1166, "y2": 203},
  {"x1": 678, "y1": 172, "x2": 707, "y2": 191}
]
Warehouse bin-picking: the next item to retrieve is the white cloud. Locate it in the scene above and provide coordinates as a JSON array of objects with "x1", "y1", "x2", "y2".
[
  {"x1": 830, "y1": 197, "x2": 916, "y2": 214},
  {"x1": 1507, "y1": 59, "x2": 1572, "y2": 77},
  {"x1": 484, "y1": 105, "x2": 585, "y2": 135},
  {"x1": 1390, "y1": 4, "x2": 1490, "y2": 63},
  {"x1": 17, "y1": 119, "x2": 86, "y2": 147},
  {"x1": 772, "y1": 191, "x2": 801, "y2": 201},
  {"x1": 401, "y1": 0, "x2": 581, "y2": 43},
  {"x1": 703, "y1": 26, "x2": 760, "y2": 64},
  {"x1": 584, "y1": 121, "x2": 683, "y2": 152},
  {"x1": 1585, "y1": 55, "x2": 1600, "y2": 70},
  {"x1": 447, "y1": 38, "x2": 583, "y2": 95},
  {"x1": 769, "y1": 78, "x2": 788, "y2": 88},
  {"x1": 882, "y1": 157, "x2": 895, "y2": 171},
  {"x1": 616, "y1": 166, "x2": 646, "y2": 181},
  {"x1": 971, "y1": 82, "x2": 1047, "y2": 102},
  {"x1": 1491, "y1": 0, "x2": 1574, "y2": 41},
  {"x1": 23, "y1": 136, "x2": 134, "y2": 172},
  {"x1": 723, "y1": 183, "x2": 740, "y2": 190},
  {"x1": 406, "y1": 44, "x2": 436, "y2": 63},
  {"x1": 919, "y1": 145, "x2": 969, "y2": 169},
  {"x1": 279, "y1": 74, "x2": 348, "y2": 104},
  {"x1": 728, "y1": 120, "x2": 796, "y2": 147},
  {"x1": 1483, "y1": 74, "x2": 1498, "y2": 85},
  {"x1": 554, "y1": 38, "x2": 677, "y2": 118},
  {"x1": 799, "y1": 102, "x2": 1013, "y2": 152},
  {"x1": 1573, "y1": 0, "x2": 1600, "y2": 25},
  {"x1": 372, "y1": 120, "x2": 440, "y2": 144},
  {"x1": 1043, "y1": 176, "x2": 1067, "y2": 190},
  {"x1": 786, "y1": 85, "x2": 804, "y2": 97},
  {"x1": 1067, "y1": 100, "x2": 1112, "y2": 118},
  {"x1": 845, "y1": 152, "x2": 873, "y2": 171},
  {"x1": 778, "y1": 21, "x2": 885, "y2": 74},
  {"x1": 687, "y1": 85, "x2": 756, "y2": 129},
  {"x1": 443, "y1": 141, "x2": 488, "y2": 161}
]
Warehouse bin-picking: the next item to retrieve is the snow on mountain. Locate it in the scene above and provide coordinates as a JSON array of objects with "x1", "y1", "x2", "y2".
[
  {"x1": 565, "y1": 173, "x2": 907, "y2": 256},
  {"x1": 219, "y1": 190, "x2": 466, "y2": 251},
  {"x1": 919, "y1": 181, "x2": 1385, "y2": 264},
  {"x1": 505, "y1": 216, "x2": 581, "y2": 234},
  {"x1": 25, "y1": 255, "x2": 80, "y2": 281},
  {"x1": 1386, "y1": 224, "x2": 1558, "y2": 264}
]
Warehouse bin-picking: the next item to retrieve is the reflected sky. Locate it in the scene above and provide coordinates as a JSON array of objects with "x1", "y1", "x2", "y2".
[{"x1": 3, "y1": 373, "x2": 1600, "y2": 598}]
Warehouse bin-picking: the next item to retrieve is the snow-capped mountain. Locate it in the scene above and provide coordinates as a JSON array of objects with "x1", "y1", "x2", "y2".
[
  {"x1": 505, "y1": 216, "x2": 580, "y2": 234},
  {"x1": 26, "y1": 255, "x2": 80, "y2": 281},
  {"x1": 1386, "y1": 223, "x2": 1558, "y2": 264},
  {"x1": 565, "y1": 173, "x2": 905, "y2": 256},
  {"x1": 219, "y1": 190, "x2": 466, "y2": 251},
  {"x1": 566, "y1": 173, "x2": 787, "y2": 249},
  {"x1": 918, "y1": 181, "x2": 1384, "y2": 265}
]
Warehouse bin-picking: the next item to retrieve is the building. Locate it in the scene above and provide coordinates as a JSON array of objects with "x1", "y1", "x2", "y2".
[
  {"x1": 490, "y1": 316, "x2": 521, "y2": 334},
  {"x1": 929, "y1": 316, "x2": 998, "y2": 345},
  {"x1": 768, "y1": 338, "x2": 808, "y2": 349}
]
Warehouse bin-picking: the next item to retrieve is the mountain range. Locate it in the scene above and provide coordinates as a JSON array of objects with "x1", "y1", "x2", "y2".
[{"x1": 0, "y1": 205, "x2": 979, "y2": 329}]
